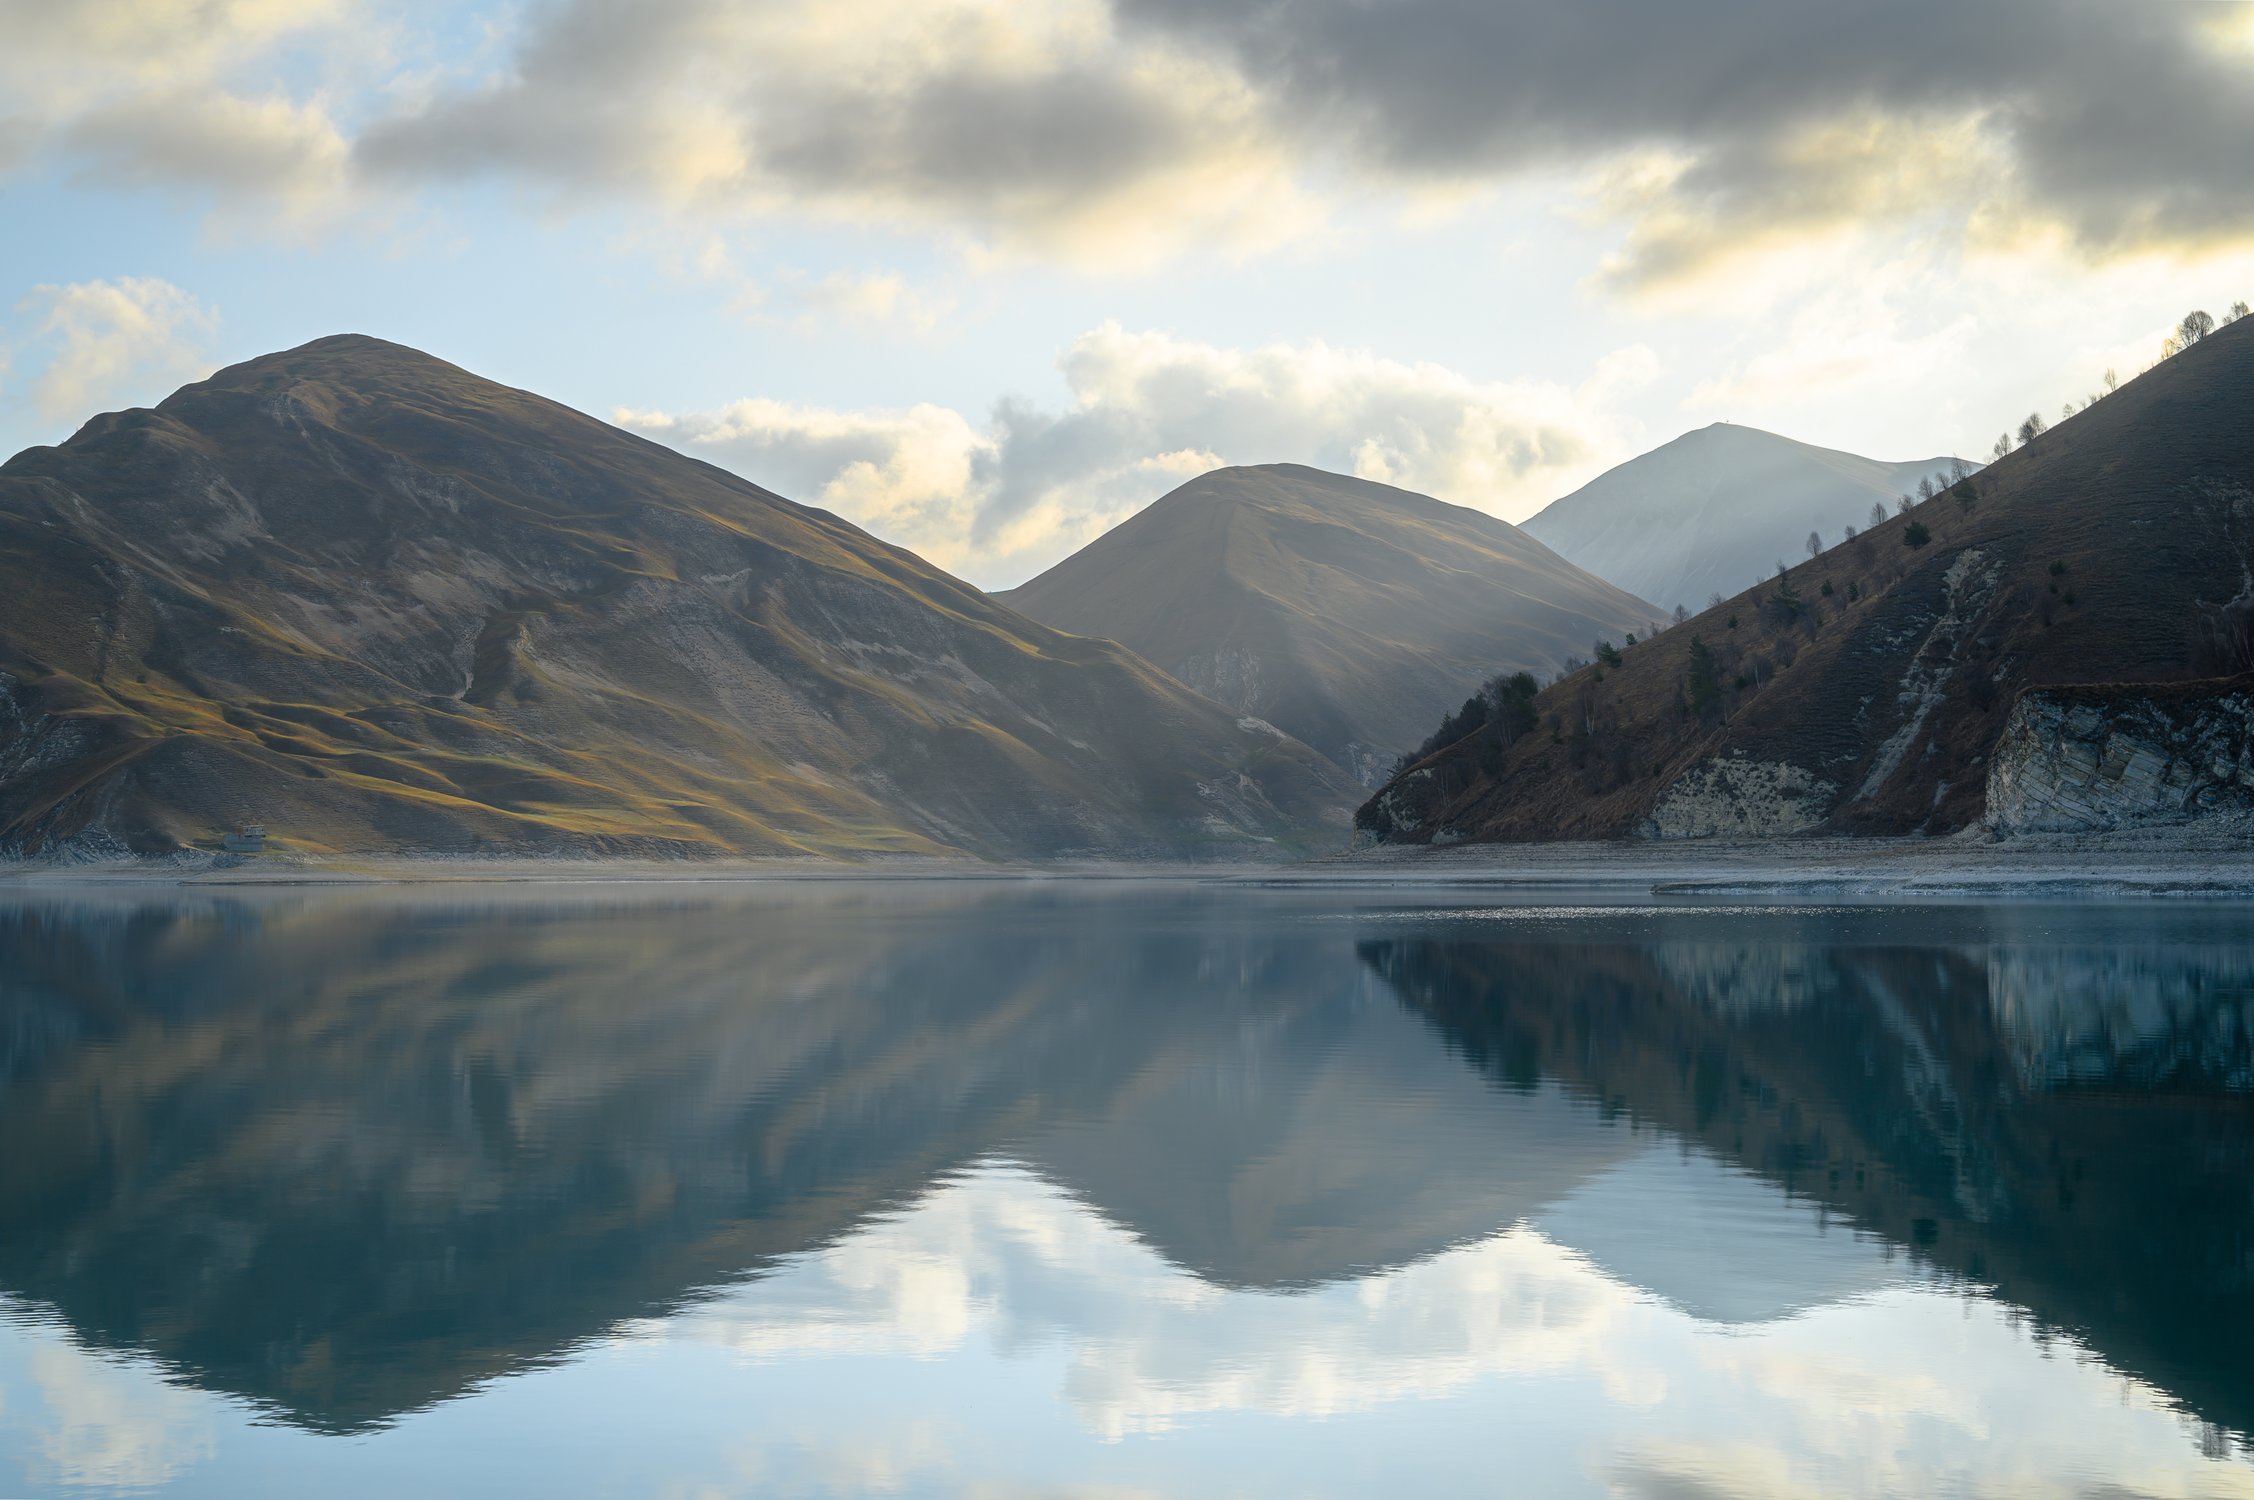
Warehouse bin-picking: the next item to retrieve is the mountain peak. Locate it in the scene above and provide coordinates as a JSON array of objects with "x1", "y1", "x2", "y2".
[
  {"x1": 998, "y1": 463, "x2": 1655, "y2": 784},
  {"x1": 0, "y1": 344, "x2": 1357, "y2": 858},
  {"x1": 1523, "y1": 424, "x2": 1968, "y2": 610}
]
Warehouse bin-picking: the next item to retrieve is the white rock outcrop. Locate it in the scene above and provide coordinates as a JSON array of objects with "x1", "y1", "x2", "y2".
[
  {"x1": 1648, "y1": 758, "x2": 1839, "y2": 839},
  {"x1": 1986, "y1": 682, "x2": 2254, "y2": 834}
]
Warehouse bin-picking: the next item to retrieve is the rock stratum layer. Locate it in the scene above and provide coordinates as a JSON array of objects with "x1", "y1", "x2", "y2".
[
  {"x1": 0, "y1": 337, "x2": 1358, "y2": 859},
  {"x1": 998, "y1": 465, "x2": 1656, "y2": 785},
  {"x1": 1987, "y1": 677, "x2": 2254, "y2": 834}
]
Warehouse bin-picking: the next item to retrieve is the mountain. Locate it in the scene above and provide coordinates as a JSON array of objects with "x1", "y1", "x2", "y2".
[
  {"x1": 1522, "y1": 423, "x2": 1966, "y2": 612},
  {"x1": 995, "y1": 464, "x2": 1658, "y2": 785},
  {"x1": 1359, "y1": 315, "x2": 2254, "y2": 845},
  {"x1": 0, "y1": 337, "x2": 1358, "y2": 860}
]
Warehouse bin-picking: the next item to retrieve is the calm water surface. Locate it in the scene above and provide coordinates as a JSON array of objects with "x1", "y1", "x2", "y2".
[{"x1": 1, "y1": 883, "x2": 2251, "y2": 1497}]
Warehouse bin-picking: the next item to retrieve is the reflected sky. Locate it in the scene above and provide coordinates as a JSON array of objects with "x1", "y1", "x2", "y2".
[{"x1": 0, "y1": 884, "x2": 2249, "y2": 1498}]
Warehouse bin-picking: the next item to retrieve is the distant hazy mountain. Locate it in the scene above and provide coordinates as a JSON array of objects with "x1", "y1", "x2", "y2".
[
  {"x1": 1522, "y1": 423, "x2": 1966, "y2": 611},
  {"x1": 996, "y1": 465, "x2": 1657, "y2": 785},
  {"x1": 0, "y1": 337, "x2": 1357, "y2": 859}
]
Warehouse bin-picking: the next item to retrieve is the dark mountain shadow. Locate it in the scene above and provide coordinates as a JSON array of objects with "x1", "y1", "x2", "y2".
[{"x1": 1362, "y1": 904, "x2": 2254, "y2": 1441}]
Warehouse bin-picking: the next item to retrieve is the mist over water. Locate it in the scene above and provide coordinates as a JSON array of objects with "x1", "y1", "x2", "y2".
[{"x1": 0, "y1": 885, "x2": 2249, "y2": 1497}]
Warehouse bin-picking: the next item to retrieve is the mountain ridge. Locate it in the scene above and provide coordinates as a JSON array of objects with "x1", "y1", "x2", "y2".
[
  {"x1": 0, "y1": 335, "x2": 1359, "y2": 859},
  {"x1": 998, "y1": 463, "x2": 1658, "y2": 784}
]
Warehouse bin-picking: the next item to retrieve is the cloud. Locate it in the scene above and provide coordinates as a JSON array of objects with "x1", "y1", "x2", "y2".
[
  {"x1": 618, "y1": 398, "x2": 992, "y2": 559},
  {"x1": 62, "y1": 91, "x2": 350, "y2": 209},
  {"x1": 618, "y1": 321, "x2": 1649, "y2": 584},
  {"x1": 10, "y1": 0, "x2": 2254, "y2": 287},
  {"x1": 11, "y1": 277, "x2": 220, "y2": 427},
  {"x1": 1100, "y1": 0, "x2": 2254, "y2": 296},
  {"x1": 354, "y1": 0, "x2": 1315, "y2": 267}
]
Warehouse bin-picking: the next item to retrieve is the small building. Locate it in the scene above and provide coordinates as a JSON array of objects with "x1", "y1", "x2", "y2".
[{"x1": 221, "y1": 824, "x2": 267, "y2": 853}]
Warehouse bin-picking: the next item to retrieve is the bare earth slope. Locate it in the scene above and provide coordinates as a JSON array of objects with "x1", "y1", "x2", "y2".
[
  {"x1": 997, "y1": 464, "x2": 1657, "y2": 784},
  {"x1": 0, "y1": 337, "x2": 1358, "y2": 859},
  {"x1": 1360, "y1": 317, "x2": 2254, "y2": 845},
  {"x1": 1522, "y1": 424, "x2": 1965, "y2": 612}
]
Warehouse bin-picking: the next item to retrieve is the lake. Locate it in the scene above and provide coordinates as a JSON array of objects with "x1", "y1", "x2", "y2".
[{"x1": 0, "y1": 881, "x2": 2250, "y2": 1498}]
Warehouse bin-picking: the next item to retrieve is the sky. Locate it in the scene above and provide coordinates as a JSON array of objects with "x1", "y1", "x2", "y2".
[{"x1": 4, "y1": 0, "x2": 2254, "y2": 588}]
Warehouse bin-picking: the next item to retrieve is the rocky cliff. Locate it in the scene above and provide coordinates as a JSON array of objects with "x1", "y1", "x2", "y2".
[
  {"x1": 1355, "y1": 314, "x2": 2254, "y2": 846},
  {"x1": 1987, "y1": 676, "x2": 2254, "y2": 834}
]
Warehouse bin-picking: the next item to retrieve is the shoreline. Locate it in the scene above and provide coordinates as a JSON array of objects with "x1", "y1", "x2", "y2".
[{"x1": 2, "y1": 828, "x2": 2250, "y2": 897}]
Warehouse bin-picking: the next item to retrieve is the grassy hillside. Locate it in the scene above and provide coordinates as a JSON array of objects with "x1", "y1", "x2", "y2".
[
  {"x1": 1361, "y1": 316, "x2": 2254, "y2": 843},
  {"x1": 998, "y1": 464, "x2": 1656, "y2": 784},
  {"x1": 0, "y1": 337, "x2": 1358, "y2": 859}
]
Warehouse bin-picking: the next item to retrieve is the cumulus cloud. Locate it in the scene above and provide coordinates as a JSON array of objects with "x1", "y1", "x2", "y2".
[
  {"x1": 11, "y1": 277, "x2": 220, "y2": 427},
  {"x1": 354, "y1": 0, "x2": 1315, "y2": 267},
  {"x1": 11, "y1": 0, "x2": 2254, "y2": 286},
  {"x1": 1114, "y1": 0, "x2": 2254, "y2": 285},
  {"x1": 0, "y1": 0, "x2": 353, "y2": 213},
  {"x1": 63, "y1": 91, "x2": 351, "y2": 208},
  {"x1": 618, "y1": 321, "x2": 1648, "y2": 584}
]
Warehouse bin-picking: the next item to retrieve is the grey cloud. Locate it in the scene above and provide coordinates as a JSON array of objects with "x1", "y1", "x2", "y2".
[
  {"x1": 357, "y1": 0, "x2": 724, "y2": 190},
  {"x1": 353, "y1": 0, "x2": 1257, "y2": 247},
  {"x1": 759, "y1": 67, "x2": 1201, "y2": 215},
  {"x1": 0, "y1": 116, "x2": 36, "y2": 176},
  {"x1": 1116, "y1": 0, "x2": 2254, "y2": 259},
  {"x1": 61, "y1": 93, "x2": 345, "y2": 201}
]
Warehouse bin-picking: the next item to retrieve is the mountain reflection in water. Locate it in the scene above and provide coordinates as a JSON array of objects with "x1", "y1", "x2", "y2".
[{"x1": 0, "y1": 886, "x2": 2248, "y2": 1498}]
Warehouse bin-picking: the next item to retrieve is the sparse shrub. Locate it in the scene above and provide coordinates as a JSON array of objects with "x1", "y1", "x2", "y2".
[
  {"x1": 1847, "y1": 581, "x2": 1861, "y2": 602},
  {"x1": 1903, "y1": 521, "x2": 1931, "y2": 549},
  {"x1": 2063, "y1": 589, "x2": 2077, "y2": 606},
  {"x1": 2048, "y1": 560, "x2": 2067, "y2": 577},
  {"x1": 1726, "y1": 614, "x2": 1738, "y2": 630},
  {"x1": 1819, "y1": 579, "x2": 1834, "y2": 597},
  {"x1": 1952, "y1": 478, "x2": 1978, "y2": 510},
  {"x1": 1595, "y1": 640, "x2": 1623, "y2": 668}
]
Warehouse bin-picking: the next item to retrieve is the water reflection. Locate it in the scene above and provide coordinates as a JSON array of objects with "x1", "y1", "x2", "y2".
[
  {"x1": 1366, "y1": 904, "x2": 2254, "y2": 1442},
  {"x1": 0, "y1": 887, "x2": 2247, "y2": 1497}
]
